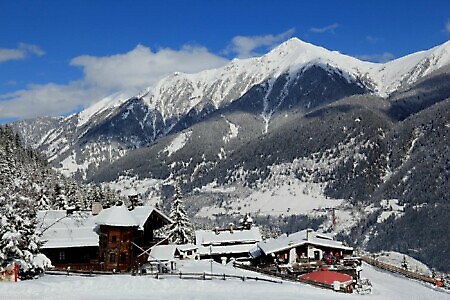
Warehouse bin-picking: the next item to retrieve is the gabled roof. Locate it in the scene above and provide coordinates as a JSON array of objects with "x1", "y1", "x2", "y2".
[
  {"x1": 258, "y1": 229, "x2": 353, "y2": 255},
  {"x1": 94, "y1": 205, "x2": 140, "y2": 227},
  {"x1": 195, "y1": 227, "x2": 262, "y2": 246},
  {"x1": 37, "y1": 210, "x2": 98, "y2": 249},
  {"x1": 148, "y1": 245, "x2": 178, "y2": 262},
  {"x1": 131, "y1": 206, "x2": 172, "y2": 227}
]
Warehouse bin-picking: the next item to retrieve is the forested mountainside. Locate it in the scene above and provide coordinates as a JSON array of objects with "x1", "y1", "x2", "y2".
[
  {"x1": 0, "y1": 125, "x2": 123, "y2": 211},
  {"x1": 0, "y1": 125, "x2": 128, "y2": 278}
]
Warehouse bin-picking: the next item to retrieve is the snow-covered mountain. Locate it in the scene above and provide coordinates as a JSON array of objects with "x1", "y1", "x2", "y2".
[{"x1": 13, "y1": 38, "x2": 450, "y2": 181}]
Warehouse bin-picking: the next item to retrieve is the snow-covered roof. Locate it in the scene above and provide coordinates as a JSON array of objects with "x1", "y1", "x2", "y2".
[
  {"x1": 198, "y1": 244, "x2": 257, "y2": 256},
  {"x1": 94, "y1": 205, "x2": 141, "y2": 227},
  {"x1": 258, "y1": 229, "x2": 353, "y2": 255},
  {"x1": 177, "y1": 243, "x2": 198, "y2": 252},
  {"x1": 195, "y1": 227, "x2": 262, "y2": 246},
  {"x1": 148, "y1": 245, "x2": 178, "y2": 262},
  {"x1": 131, "y1": 206, "x2": 172, "y2": 227},
  {"x1": 37, "y1": 210, "x2": 98, "y2": 249}
]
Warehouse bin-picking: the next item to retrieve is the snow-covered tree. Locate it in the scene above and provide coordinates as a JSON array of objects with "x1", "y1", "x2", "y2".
[
  {"x1": 166, "y1": 185, "x2": 193, "y2": 244},
  {"x1": 239, "y1": 213, "x2": 253, "y2": 230},
  {"x1": 54, "y1": 183, "x2": 68, "y2": 210},
  {"x1": 0, "y1": 195, "x2": 51, "y2": 279},
  {"x1": 37, "y1": 191, "x2": 50, "y2": 210}
]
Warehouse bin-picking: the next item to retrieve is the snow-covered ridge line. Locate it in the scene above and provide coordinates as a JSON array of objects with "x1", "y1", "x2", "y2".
[{"x1": 75, "y1": 38, "x2": 450, "y2": 128}]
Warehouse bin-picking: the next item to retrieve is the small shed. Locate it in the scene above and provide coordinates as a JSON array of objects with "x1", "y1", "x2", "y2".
[
  {"x1": 146, "y1": 245, "x2": 180, "y2": 274},
  {"x1": 177, "y1": 243, "x2": 199, "y2": 260}
]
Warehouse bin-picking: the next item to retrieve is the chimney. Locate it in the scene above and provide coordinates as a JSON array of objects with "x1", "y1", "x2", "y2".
[{"x1": 92, "y1": 202, "x2": 103, "y2": 216}]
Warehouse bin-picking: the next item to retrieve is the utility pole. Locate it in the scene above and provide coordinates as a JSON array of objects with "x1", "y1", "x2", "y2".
[{"x1": 210, "y1": 245, "x2": 213, "y2": 274}]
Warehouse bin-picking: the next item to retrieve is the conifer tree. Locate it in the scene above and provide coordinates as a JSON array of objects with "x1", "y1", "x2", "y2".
[
  {"x1": 54, "y1": 183, "x2": 68, "y2": 210},
  {"x1": 167, "y1": 184, "x2": 193, "y2": 244},
  {"x1": 0, "y1": 195, "x2": 50, "y2": 279}
]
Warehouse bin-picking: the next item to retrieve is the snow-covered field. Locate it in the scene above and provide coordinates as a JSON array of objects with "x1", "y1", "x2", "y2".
[{"x1": 1, "y1": 260, "x2": 447, "y2": 300}]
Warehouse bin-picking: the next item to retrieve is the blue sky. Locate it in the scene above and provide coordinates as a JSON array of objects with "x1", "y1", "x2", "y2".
[{"x1": 1, "y1": 0, "x2": 449, "y2": 122}]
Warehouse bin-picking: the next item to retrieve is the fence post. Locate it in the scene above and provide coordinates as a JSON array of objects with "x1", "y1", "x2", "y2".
[{"x1": 14, "y1": 263, "x2": 18, "y2": 282}]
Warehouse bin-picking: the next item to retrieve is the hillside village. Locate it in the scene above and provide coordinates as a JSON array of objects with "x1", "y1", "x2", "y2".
[{"x1": 10, "y1": 187, "x2": 440, "y2": 295}]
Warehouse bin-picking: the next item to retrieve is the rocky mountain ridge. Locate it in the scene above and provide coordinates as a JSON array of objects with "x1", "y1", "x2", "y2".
[{"x1": 12, "y1": 38, "x2": 450, "y2": 180}]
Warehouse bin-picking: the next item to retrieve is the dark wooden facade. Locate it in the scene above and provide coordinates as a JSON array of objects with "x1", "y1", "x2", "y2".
[
  {"x1": 42, "y1": 246, "x2": 99, "y2": 271},
  {"x1": 99, "y1": 225, "x2": 134, "y2": 272}
]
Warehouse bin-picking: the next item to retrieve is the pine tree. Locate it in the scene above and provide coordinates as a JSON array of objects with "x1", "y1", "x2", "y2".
[
  {"x1": 54, "y1": 183, "x2": 68, "y2": 210},
  {"x1": 167, "y1": 185, "x2": 193, "y2": 244},
  {"x1": 0, "y1": 195, "x2": 50, "y2": 279},
  {"x1": 37, "y1": 191, "x2": 50, "y2": 210}
]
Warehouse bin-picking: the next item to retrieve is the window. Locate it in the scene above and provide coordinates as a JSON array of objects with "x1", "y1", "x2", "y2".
[
  {"x1": 120, "y1": 253, "x2": 127, "y2": 264},
  {"x1": 111, "y1": 235, "x2": 117, "y2": 243},
  {"x1": 59, "y1": 251, "x2": 65, "y2": 261},
  {"x1": 110, "y1": 253, "x2": 116, "y2": 263}
]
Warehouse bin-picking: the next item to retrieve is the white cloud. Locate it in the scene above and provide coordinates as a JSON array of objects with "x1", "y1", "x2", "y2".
[
  {"x1": 71, "y1": 44, "x2": 228, "y2": 92},
  {"x1": 446, "y1": 19, "x2": 450, "y2": 33},
  {"x1": 0, "y1": 43, "x2": 45, "y2": 63},
  {"x1": 226, "y1": 29, "x2": 295, "y2": 58},
  {"x1": 0, "y1": 44, "x2": 228, "y2": 120},
  {"x1": 356, "y1": 52, "x2": 395, "y2": 63},
  {"x1": 0, "y1": 82, "x2": 102, "y2": 119},
  {"x1": 309, "y1": 23, "x2": 339, "y2": 34}
]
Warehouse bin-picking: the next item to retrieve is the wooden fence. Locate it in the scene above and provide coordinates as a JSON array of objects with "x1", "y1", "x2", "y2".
[
  {"x1": 45, "y1": 268, "x2": 282, "y2": 284},
  {"x1": 153, "y1": 271, "x2": 282, "y2": 284},
  {"x1": 361, "y1": 256, "x2": 439, "y2": 286}
]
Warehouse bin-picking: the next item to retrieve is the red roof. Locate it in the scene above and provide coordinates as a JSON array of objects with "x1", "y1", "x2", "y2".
[{"x1": 299, "y1": 269, "x2": 353, "y2": 285}]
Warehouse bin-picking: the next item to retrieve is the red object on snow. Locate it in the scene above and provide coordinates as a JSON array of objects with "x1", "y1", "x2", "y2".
[{"x1": 299, "y1": 269, "x2": 353, "y2": 285}]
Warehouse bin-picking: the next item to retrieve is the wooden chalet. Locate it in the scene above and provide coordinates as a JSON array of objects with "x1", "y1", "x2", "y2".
[
  {"x1": 252, "y1": 229, "x2": 353, "y2": 267},
  {"x1": 37, "y1": 205, "x2": 172, "y2": 272}
]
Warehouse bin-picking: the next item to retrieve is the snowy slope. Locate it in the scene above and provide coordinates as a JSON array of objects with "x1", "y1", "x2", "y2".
[
  {"x1": 0, "y1": 260, "x2": 447, "y2": 300},
  {"x1": 76, "y1": 89, "x2": 139, "y2": 128}
]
